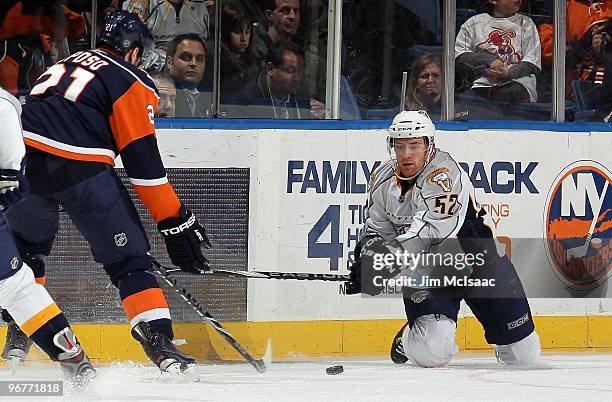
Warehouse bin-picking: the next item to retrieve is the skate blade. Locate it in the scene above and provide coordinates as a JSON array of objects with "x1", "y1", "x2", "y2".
[
  {"x1": 262, "y1": 338, "x2": 273, "y2": 368},
  {"x1": 65, "y1": 367, "x2": 97, "y2": 392},
  {"x1": 7, "y1": 356, "x2": 24, "y2": 374},
  {"x1": 160, "y1": 361, "x2": 200, "y2": 382}
]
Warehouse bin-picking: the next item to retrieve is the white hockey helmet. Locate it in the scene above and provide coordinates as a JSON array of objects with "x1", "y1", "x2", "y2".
[{"x1": 387, "y1": 110, "x2": 436, "y2": 180}]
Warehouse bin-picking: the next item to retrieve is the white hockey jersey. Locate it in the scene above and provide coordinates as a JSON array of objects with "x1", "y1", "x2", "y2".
[
  {"x1": 363, "y1": 149, "x2": 503, "y2": 260},
  {"x1": 455, "y1": 12, "x2": 541, "y2": 102},
  {"x1": 0, "y1": 89, "x2": 25, "y2": 171}
]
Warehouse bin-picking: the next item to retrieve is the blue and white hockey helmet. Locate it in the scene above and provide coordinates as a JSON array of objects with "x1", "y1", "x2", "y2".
[{"x1": 97, "y1": 10, "x2": 153, "y2": 57}]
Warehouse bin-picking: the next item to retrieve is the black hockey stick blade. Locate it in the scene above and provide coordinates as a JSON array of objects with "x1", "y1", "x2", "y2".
[
  {"x1": 149, "y1": 256, "x2": 267, "y2": 373},
  {"x1": 174, "y1": 268, "x2": 350, "y2": 282}
]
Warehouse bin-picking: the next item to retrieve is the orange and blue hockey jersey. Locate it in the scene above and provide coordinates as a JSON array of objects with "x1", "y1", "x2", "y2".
[{"x1": 21, "y1": 48, "x2": 181, "y2": 222}]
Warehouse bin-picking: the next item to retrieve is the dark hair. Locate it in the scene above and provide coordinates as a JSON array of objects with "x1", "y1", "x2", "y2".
[
  {"x1": 221, "y1": 3, "x2": 253, "y2": 74},
  {"x1": 266, "y1": 41, "x2": 304, "y2": 67},
  {"x1": 167, "y1": 33, "x2": 206, "y2": 58},
  {"x1": 263, "y1": 0, "x2": 278, "y2": 12}
]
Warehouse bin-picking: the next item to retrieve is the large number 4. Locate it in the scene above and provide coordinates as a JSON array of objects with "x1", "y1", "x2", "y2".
[
  {"x1": 307, "y1": 205, "x2": 343, "y2": 271},
  {"x1": 31, "y1": 64, "x2": 95, "y2": 101}
]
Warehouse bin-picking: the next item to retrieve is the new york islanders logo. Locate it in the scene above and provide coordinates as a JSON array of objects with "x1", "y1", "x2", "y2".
[{"x1": 544, "y1": 161, "x2": 611, "y2": 290}]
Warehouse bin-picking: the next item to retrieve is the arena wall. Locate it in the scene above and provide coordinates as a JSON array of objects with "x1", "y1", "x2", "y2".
[{"x1": 4, "y1": 121, "x2": 610, "y2": 363}]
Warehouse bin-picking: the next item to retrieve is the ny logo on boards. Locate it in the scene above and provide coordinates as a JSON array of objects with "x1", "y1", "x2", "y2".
[{"x1": 544, "y1": 161, "x2": 611, "y2": 290}]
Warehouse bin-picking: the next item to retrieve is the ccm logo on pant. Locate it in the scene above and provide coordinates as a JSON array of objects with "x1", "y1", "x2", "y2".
[
  {"x1": 507, "y1": 313, "x2": 530, "y2": 330},
  {"x1": 160, "y1": 214, "x2": 196, "y2": 236}
]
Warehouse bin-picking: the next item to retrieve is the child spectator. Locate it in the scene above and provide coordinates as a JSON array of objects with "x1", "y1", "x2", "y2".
[
  {"x1": 455, "y1": 0, "x2": 541, "y2": 104},
  {"x1": 220, "y1": 3, "x2": 258, "y2": 96}
]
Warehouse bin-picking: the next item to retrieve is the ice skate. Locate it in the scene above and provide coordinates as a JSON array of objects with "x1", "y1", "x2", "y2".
[
  {"x1": 131, "y1": 321, "x2": 195, "y2": 373},
  {"x1": 390, "y1": 321, "x2": 409, "y2": 364},
  {"x1": 54, "y1": 328, "x2": 96, "y2": 386},
  {"x1": 2, "y1": 319, "x2": 33, "y2": 370}
]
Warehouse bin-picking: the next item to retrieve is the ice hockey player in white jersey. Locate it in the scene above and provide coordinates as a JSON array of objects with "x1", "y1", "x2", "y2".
[
  {"x1": 345, "y1": 110, "x2": 540, "y2": 368},
  {"x1": 0, "y1": 87, "x2": 95, "y2": 382}
]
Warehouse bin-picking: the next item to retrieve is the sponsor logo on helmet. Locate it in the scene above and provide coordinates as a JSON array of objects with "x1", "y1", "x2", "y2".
[
  {"x1": 426, "y1": 167, "x2": 453, "y2": 192},
  {"x1": 114, "y1": 232, "x2": 128, "y2": 247},
  {"x1": 543, "y1": 161, "x2": 611, "y2": 290}
]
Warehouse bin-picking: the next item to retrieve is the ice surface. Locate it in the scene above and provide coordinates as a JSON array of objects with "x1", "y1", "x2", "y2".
[{"x1": 2, "y1": 353, "x2": 612, "y2": 401}]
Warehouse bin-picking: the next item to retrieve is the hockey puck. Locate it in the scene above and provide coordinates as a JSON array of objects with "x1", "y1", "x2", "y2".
[{"x1": 326, "y1": 365, "x2": 344, "y2": 375}]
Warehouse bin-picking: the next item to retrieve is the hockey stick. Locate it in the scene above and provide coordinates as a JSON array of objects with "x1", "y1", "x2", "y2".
[
  {"x1": 149, "y1": 256, "x2": 269, "y2": 373},
  {"x1": 566, "y1": 181, "x2": 608, "y2": 260},
  {"x1": 162, "y1": 266, "x2": 350, "y2": 282}
]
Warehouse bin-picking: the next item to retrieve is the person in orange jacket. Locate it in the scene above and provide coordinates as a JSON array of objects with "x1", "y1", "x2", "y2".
[
  {"x1": 538, "y1": 0, "x2": 612, "y2": 98},
  {"x1": 0, "y1": 1, "x2": 86, "y2": 96}
]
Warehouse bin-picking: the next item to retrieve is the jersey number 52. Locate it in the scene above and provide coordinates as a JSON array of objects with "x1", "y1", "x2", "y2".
[{"x1": 433, "y1": 194, "x2": 459, "y2": 215}]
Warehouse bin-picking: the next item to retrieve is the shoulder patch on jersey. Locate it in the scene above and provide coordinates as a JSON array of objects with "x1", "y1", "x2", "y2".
[
  {"x1": 369, "y1": 160, "x2": 395, "y2": 191},
  {"x1": 426, "y1": 167, "x2": 453, "y2": 193}
]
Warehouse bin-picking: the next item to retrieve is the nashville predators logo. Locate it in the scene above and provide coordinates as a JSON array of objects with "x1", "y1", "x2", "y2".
[
  {"x1": 427, "y1": 167, "x2": 453, "y2": 192},
  {"x1": 410, "y1": 290, "x2": 429, "y2": 304}
]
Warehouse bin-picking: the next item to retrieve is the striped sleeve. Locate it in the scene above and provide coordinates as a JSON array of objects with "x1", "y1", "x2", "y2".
[
  {"x1": 120, "y1": 135, "x2": 181, "y2": 222},
  {"x1": 110, "y1": 80, "x2": 180, "y2": 222},
  {"x1": 109, "y1": 79, "x2": 158, "y2": 152}
]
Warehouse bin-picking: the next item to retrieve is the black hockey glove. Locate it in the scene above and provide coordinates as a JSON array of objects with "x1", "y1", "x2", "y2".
[
  {"x1": 0, "y1": 168, "x2": 29, "y2": 208},
  {"x1": 346, "y1": 234, "x2": 404, "y2": 296},
  {"x1": 345, "y1": 238, "x2": 364, "y2": 295},
  {"x1": 157, "y1": 206, "x2": 211, "y2": 274}
]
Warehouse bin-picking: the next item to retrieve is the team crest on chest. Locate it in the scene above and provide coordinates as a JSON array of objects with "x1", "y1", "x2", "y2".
[{"x1": 426, "y1": 167, "x2": 453, "y2": 192}]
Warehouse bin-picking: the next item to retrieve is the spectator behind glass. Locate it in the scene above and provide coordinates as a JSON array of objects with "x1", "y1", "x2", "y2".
[
  {"x1": 455, "y1": 0, "x2": 541, "y2": 105},
  {"x1": 405, "y1": 53, "x2": 442, "y2": 118},
  {"x1": 150, "y1": 71, "x2": 176, "y2": 118},
  {"x1": 220, "y1": 2, "x2": 258, "y2": 96},
  {"x1": 226, "y1": 41, "x2": 311, "y2": 119},
  {"x1": 252, "y1": 0, "x2": 301, "y2": 71},
  {"x1": 0, "y1": 2, "x2": 85, "y2": 96},
  {"x1": 123, "y1": 0, "x2": 210, "y2": 51},
  {"x1": 538, "y1": 0, "x2": 612, "y2": 99},
  {"x1": 166, "y1": 33, "x2": 211, "y2": 117}
]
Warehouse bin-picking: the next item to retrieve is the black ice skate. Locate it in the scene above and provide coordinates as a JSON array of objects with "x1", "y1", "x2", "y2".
[
  {"x1": 1, "y1": 320, "x2": 33, "y2": 364},
  {"x1": 54, "y1": 328, "x2": 96, "y2": 385},
  {"x1": 131, "y1": 321, "x2": 195, "y2": 373},
  {"x1": 390, "y1": 322, "x2": 409, "y2": 364}
]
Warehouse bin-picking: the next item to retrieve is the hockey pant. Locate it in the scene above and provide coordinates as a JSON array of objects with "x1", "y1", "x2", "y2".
[{"x1": 5, "y1": 153, "x2": 174, "y2": 338}]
